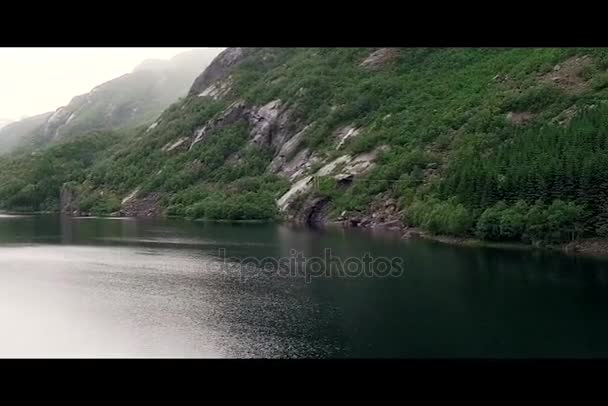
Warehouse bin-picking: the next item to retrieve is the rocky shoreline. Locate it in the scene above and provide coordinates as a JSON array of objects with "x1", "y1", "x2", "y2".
[
  {"x1": 323, "y1": 198, "x2": 608, "y2": 258},
  {"x1": 51, "y1": 182, "x2": 608, "y2": 259}
]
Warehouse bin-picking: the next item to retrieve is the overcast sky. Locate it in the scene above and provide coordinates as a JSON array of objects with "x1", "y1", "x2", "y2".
[{"x1": 0, "y1": 48, "x2": 223, "y2": 121}]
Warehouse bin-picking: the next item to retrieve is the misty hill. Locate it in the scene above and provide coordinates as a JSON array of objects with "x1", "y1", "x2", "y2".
[
  {"x1": 0, "y1": 48, "x2": 220, "y2": 154},
  {"x1": 5, "y1": 48, "x2": 608, "y2": 247},
  {"x1": 0, "y1": 112, "x2": 53, "y2": 154},
  {"x1": 0, "y1": 119, "x2": 13, "y2": 130}
]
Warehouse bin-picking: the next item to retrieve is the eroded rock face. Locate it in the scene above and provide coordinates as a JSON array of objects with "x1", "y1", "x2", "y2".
[
  {"x1": 342, "y1": 151, "x2": 378, "y2": 175},
  {"x1": 268, "y1": 125, "x2": 313, "y2": 178},
  {"x1": 146, "y1": 121, "x2": 159, "y2": 133},
  {"x1": 275, "y1": 148, "x2": 383, "y2": 216},
  {"x1": 506, "y1": 111, "x2": 536, "y2": 126},
  {"x1": 360, "y1": 48, "x2": 399, "y2": 70},
  {"x1": 297, "y1": 197, "x2": 330, "y2": 227},
  {"x1": 60, "y1": 184, "x2": 80, "y2": 216},
  {"x1": 189, "y1": 99, "x2": 298, "y2": 154},
  {"x1": 197, "y1": 76, "x2": 233, "y2": 99},
  {"x1": 335, "y1": 125, "x2": 361, "y2": 149},
  {"x1": 339, "y1": 193, "x2": 405, "y2": 231},
  {"x1": 162, "y1": 137, "x2": 189, "y2": 152},
  {"x1": 317, "y1": 155, "x2": 352, "y2": 176},
  {"x1": 277, "y1": 176, "x2": 314, "y2": 212},
  {"x1": 42, "y1": 95, "x2": 89, "y2": 140},
  {"x1": 189, "y1": 48, "x2": 248, "y2": 97},
  {"x1": 121, "y1": 188, "x2": 140, "y2": 205},
  {"x1": 249, "y1": 100, "x2": 286, "y2": 146},
  {"x1": 540, "y1": 55, "x2": 593, "y2": 94},
  {"x1": 278, "y1": 149, "x2": 322, "y2": 181},
  {"x1": 120, "y1": 192, "x2": 162, "y2": 217}
]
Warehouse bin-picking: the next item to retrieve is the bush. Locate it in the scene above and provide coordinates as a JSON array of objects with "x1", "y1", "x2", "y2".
[
  {"x1": 475, "y1": 199, "x2": 585, "y2": 244},
  {"x1": 476, "y1": 200, "x2": 528, "y2": 241},
  {"x1": 499, "y1": 200, "x2": 529, "y2": 240},
  {"x1": 476, "y1": 204, "x2": 503, "y2": 241},
  {"x1": 408, "y1": 197, "x2": 474, "y2": 236},
  {"x1": 182, "y1": 190, "x2": 278, "y2": 221}
]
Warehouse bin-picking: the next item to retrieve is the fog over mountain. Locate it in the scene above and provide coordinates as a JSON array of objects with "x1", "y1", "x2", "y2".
[
  {"x1": 0, "y1": 119, "x2": 13, "y2": 130},
  {"x1": 0, "y1": 48, "x2": 224, "y2": 154}
]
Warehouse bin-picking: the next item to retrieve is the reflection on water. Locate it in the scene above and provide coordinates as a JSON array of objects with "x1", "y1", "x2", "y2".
[{"x1": 2, "y1": 214, "x2": 608, "y2": 358}]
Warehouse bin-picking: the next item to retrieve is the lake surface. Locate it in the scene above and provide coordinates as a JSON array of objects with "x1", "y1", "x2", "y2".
[{"x1": 1, "y1": 214, "x2": 608, "y2": 358}]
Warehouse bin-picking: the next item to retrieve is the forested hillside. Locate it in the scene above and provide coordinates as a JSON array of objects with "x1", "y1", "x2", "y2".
[{"x1": 3, "y1": 47, "x2": 608, "y2": 246}]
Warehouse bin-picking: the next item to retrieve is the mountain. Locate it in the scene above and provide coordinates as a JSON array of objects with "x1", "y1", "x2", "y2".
[
  {"x1": 4, "y1": 47, "x2": 608, "y2": 247},
  {"x1": 0, "y1": 112, "x2": 53, "y2": 154},
  {"x1": 0, "y1": 48, "x2": 221, "y2": 154},
  {"x1": 0, "y1": 119, "x2": 13, "y2": 130}
]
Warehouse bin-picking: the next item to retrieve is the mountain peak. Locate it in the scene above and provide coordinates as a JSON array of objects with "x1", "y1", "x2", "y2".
[
  {"x1": 132, "y1": 58, "x2": 171, "y2": 73},
  {"x1": 133, "y1": 49, "x2": 224, "y2": 74}
]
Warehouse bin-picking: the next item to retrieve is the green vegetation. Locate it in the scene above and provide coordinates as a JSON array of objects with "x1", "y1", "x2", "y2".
[
  {"x1": 0, "y1": 131, "x2": 122, "y2": 212},
  {"x1": 408, "y1": 197, "x2": 475, "y2": 237},
  {"x1": 440, "y1": 106, "x2": 608, "y2": 242},
  {"x1": 4, "y1": 48, "x2": 608, "y2": 245},
  {"x1": 475, "y1": 200, "x2": 585, "y2": 245}
]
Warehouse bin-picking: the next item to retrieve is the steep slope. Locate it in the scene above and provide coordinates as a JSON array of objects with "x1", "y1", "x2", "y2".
[
  {"x1": 0, "y1": 48, "x2": 220, "y2": 154},
  {"x1": 4, "y1": 47, "x2": 608, "y2": 247}
]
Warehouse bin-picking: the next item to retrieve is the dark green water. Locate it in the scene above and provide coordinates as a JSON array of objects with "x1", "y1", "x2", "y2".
[{"x1": 1, "y1": 213, "x2": 608, "y2": 358}]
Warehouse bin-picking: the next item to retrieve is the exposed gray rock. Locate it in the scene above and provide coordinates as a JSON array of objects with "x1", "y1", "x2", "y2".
[
  {"x1": 506, "y1": 111, "x2": 536, "y2": 126},
  {"x1": 335, "y1": 173, "x2": 354, "y2": 185},
  {"x1": 279, "y1": 149, "x2": 323, "y2": 181},
  {"x1": 342, "y1": 150, "x2": 377, "y2": 175},
  {"x1": 120, "y1": 192, "x2": 163, "y2": 217},
  {"x1": 42, "y1": 95, "x2": 89, "y2": 140},
  {"x1": 276, "y1": 149, "x2": 382, "y2": 216},
  {"x1": 249, "y1": 100, "x2": 285, "y2": 146},
  {"x1": 189, "y1": 48, "x2": 248, "y2": 97},
  {"x1": 189, "y1": 98, "x2": 297, "y2": 154},
  {"x1": 162, "y1": 137, "x2": 188, "y2": 152},
  {"x1": 360, "y1": 48, "x2": 399, "y2": 70},
  {"x1": 297, "y1": 196, "x2": 331, "y2": 227},
  {"x1": 60, "y1": 184, "x2": 80, "y2": 216},
  {"x1": 335, "y1": 125, "x2": 361, "y2": 149},
  {"x1": 267, "y1": 124, "x2": 310, "y2": 175},
  {"x1": 198, "y1": 76, "x2": 233, "y2": 100},
  {"x1": 277, "y1": 175, "x2": 314, "y2": 212},
  {"x1": 145, "y1": 121, "x2": 159, "y2": 133},
  {"x1": 339, "y1": 192, "x2": 405, "y2": 231},
  {"x1": 540, "y1": 55, "x2": 593, "y2": 94},
  {"x1": 121, "y1": 188, "x2": 140, "y2": 205},
  {"x1": 317, "y1": 155, "x2": 352, "y2": 176}
]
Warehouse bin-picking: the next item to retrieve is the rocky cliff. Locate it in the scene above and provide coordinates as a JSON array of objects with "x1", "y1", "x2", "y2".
[
  {"x1": 60, "y1": 183, "x2": 80, "y2": 216},
  {"x1": 109, "y1": 48, "x2": 394, "y2": 225}
]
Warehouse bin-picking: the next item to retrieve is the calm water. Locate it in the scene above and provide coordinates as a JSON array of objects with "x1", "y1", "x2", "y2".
[{"x1": 1, "y1": 214, "x2": 608, "y2": 358}]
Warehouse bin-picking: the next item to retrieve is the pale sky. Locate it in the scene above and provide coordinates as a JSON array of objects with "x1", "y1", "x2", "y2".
[{"x1": 0, "y1": 48, "x2": 223, "y2": 121}]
